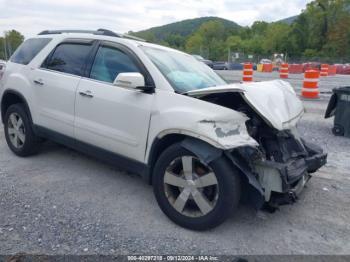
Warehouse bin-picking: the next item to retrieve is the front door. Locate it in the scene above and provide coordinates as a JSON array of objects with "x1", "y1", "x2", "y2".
[{"x1": 74, "y1": 43, "x2": 154, "y2": 162}]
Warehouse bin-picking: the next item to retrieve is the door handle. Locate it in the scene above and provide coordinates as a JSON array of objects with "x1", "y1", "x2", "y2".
[
  {"x1": 79, "y1": 90, "x2": 94, "y2": 98},
  {"x1": 33, "y1": 79, "x2": 44, "y2": 86}
]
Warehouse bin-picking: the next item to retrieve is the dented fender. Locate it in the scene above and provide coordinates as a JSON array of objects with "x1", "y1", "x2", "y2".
[
  {"x1": 145, "y1": 90, "x2": 258, "y2": 163},
  {"x1": 196, "y1": 118, "x2": 258, "y2": 149}
]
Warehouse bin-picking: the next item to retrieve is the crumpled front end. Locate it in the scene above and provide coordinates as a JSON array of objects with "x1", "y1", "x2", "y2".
[{"x1": 186, "y1": 80, "x2": 327, "y2": 210}]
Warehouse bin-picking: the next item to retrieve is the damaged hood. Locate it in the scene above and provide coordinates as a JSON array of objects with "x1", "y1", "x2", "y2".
[{"x1": 186, "y1": 80, "x2": 304, "y2": 130}]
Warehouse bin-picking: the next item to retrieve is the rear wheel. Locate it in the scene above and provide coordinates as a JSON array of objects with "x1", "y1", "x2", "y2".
[
  {"x1": 4, "y1": 104, "x2": 42, "y2": 156},
  {"x1": 153, "y1": 143, "x2": 241, "y2": 230},
  {"x1": 332, "y1": 125, "x2": 344, "y2": 136}
]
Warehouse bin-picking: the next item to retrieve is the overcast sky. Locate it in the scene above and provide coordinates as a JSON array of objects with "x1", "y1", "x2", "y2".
[{"x1": 0, "y1": 0, "x2": 313, "y2": 38}]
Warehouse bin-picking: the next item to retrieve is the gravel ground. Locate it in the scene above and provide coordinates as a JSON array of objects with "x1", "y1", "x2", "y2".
[{"x1": 0, "y1": 72, "x2": 350, "y2": 255}]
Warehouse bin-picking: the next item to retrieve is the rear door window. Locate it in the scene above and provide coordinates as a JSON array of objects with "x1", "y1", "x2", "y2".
[
  {"x1": 10, "y1": 38, "x2": 52, "y2": 65},
  {"x1": 45, "y1": 43, "x2": 92, "y2": 76},
  {"x1": 90, "y1": 45, "x2": 140, "y2": 83}
]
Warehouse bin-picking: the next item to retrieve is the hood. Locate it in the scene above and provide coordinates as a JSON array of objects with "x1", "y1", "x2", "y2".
[{"x1": 185, "y1": 80, "x2": 304, "y2": 130}]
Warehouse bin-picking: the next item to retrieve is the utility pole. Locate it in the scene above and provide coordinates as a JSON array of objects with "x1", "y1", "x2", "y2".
[
  {"x1": 3, "y1": 36, "x2": 8, "y2": 60},
  {"x1": 227, "y1": 47, "x2": 230, "y2": 63},
  {"x1": 7, "y1": 38, "x2": 12, "y2": 58}
]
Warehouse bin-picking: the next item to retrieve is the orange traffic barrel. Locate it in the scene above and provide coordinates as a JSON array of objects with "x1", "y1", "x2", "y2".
[
  {"x1": 279, "y1": 63, "x2": 289, "y2": 78},
  {"x1": 242, "y1": 63, "x2": 253, "y2": 82},
  {"x1": 320, "y1": 64, "x2": 329, "y2": 77},
  {"x1": 301, "y1": 70, "x2": 320, "y2": 99}
]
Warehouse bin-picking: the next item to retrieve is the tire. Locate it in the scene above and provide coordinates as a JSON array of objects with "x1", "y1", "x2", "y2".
[
  {"x1": 152, "y1": 142, "x2": 241, "y2": 230},
  {"x1": 4, "y1": 103, "x2": 42, "y2": 156},
  {"x1": 332, "y1": 125, "x2": 344, "y2": 136}
]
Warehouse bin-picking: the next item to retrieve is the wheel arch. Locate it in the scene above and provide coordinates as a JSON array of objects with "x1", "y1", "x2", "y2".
[
  {"x1": 1, "y1": 89, "x2": 32, "y2": 124},
  {"x1": 146, "y1": 132, "x2": 265, "y2": 209},
  {"x1": 147, "y1": 133, "x2": 230, "y2": 185},
  {"x1": 147, "y1": 133, "x2": 187, "y2": 184}
]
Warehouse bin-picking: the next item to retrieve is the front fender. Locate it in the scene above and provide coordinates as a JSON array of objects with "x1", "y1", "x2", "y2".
[
  {"x1": 181, "y1": 137, "x2": 265, "y2": 210},
  {"x1": 156, "y1": 116, "x2": 258, "y2": 150},
  {"x1": 146, "y1": 90, "x2": 258, "y2": 161}
]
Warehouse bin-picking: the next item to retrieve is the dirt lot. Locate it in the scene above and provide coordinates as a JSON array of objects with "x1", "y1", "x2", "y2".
[{"x1": 0, "y1": 71, "x2": 349, "y2": 255}]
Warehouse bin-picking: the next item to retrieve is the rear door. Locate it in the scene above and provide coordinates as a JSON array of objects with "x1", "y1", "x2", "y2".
[
  {"x1": 31, "y1": 39, "x2": 94, "y2": 137},
  {"x1": 74, "y1": 41, "x2": 155, "y2": 162}
]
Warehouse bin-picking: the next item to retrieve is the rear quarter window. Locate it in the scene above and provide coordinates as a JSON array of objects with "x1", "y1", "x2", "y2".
[{"x1": 10, "y1": 38, "x2": 52, "y2": 65}]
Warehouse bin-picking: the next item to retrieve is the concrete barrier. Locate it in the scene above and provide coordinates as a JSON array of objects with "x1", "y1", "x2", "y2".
[
  {"x1": 335, "y1": 64, "x2": 350, "y2": 75},
  {"x1": 289, "y1": 64, "x2": 303, "y2": 74},
  {"x1": 328, "y1": 65, "x2": 337, "y2": 76},
  {"x1": 262, "y1": 63, "x2": 273, "y2": 72},
  {"x1": 303, "y1": 62, "x2": 320, "y2": 72}
]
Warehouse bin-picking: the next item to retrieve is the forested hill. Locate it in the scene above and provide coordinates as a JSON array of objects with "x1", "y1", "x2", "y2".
[
  {"x1": 278, "y1": 15, "x2": 299, "y2": 25},
  {"x1": 131, "y1": 16, "x2": 241, "y2": 41},
  {"x1": 126, "y1": 0, "x2": 350, "y2": 62},
  {"x1": 1, "y1": 0, "x2": 350, "y2": 62}
]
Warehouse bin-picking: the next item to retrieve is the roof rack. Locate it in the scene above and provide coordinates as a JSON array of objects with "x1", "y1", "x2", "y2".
[
  {"x1": 122, "y1": 34, "x2": 147, "y2": 42},
  {"x1": 38, "y1": 29, "x2": 146, "y2": 42}
]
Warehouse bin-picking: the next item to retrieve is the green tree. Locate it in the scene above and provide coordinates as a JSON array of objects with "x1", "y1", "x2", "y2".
[
  {"x1": 290, "y1": 13, "x2": 310, "y2": 56},
  {"x1": 0, "y1": 30, "x2": 24, "y2": 60},
  {"x1": 4, "y1": 30, "x2": 24, "y2": 58},
  {"x1": 303, "y1": 48, "x2": 319, "y2": 58},
  {"x1": 164, "y1": 34, "x2": 186, "y2": 50},
  {"x1": 185, "y1": 33, "x2": 204, "y2": 55},
  {"x1": 185, "y1": 20, "x2": 226, "y2": 59},
  {"x1": 197, "y1": 20, "x2": 225, "y2": 45},
  {"x1": 261, "y1": 22, "x2": 293, "y2": 54},
  {"x1": 0, "y1": 38, "x2": 5, "y2": 60},
  {"x1": 250, "y1": 21, "x2": 269, "y2": 36},
  {"x1": 225, "y1": 35, "x2": 243, "y2": 52}
]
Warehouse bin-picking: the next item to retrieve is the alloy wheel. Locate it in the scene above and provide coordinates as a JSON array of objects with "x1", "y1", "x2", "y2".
[
  {"x1": 163, "y1": 156, "x2": 219, "y2": 218},
  {"x1": 7, "y1": 112, "x2": 26, "y2": 149}
]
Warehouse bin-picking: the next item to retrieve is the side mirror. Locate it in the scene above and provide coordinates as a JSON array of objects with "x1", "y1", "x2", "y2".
[{"x1": 113, "y1": 72, "x2": 145, "y2": 89}]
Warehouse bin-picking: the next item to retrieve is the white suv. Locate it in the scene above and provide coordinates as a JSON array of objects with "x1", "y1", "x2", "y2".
[{"x1": 0, "y1": 29, "x2": 326, "y2": 230}]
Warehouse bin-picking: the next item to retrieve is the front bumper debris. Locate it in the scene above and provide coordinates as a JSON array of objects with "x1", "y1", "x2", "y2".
[
  {"x1": 226, "y1": 138, "x2": 327, "y2": 210},
  {"x1": 180, "y1": 134, "x2": 327, "y2": 211},
  {"x1": 255, "y1": 140, "x2": 327, "y2": 208}
]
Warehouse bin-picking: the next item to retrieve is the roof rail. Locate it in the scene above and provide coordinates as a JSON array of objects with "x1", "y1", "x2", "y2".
[
  {"x1": 38, "y1": 30, "x2": 97, "y2": 35},
  {"x1": 122, "y1": 34, "x2": 147, "y2": 42},
  {"x1": 38, "y1": 29, "x2": 146, "y2": 42},
  {"x1": 96, "y1": 28, "x2": 122, "y2": 37}
]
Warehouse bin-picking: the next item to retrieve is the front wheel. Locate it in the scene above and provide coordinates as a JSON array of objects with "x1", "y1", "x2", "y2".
[{"x1": 153, "y1": 143, "x2": 241, "y2": 230}]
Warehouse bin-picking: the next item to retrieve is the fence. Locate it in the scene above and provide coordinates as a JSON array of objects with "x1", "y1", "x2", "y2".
[{"x1": 226, "y1": 51, "x2": 350, "y2": 65}]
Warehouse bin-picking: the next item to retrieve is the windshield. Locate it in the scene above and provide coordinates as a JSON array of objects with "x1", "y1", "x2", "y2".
[{"x1": 141, "y1": 46, "x2": 226, "y2": 93}]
